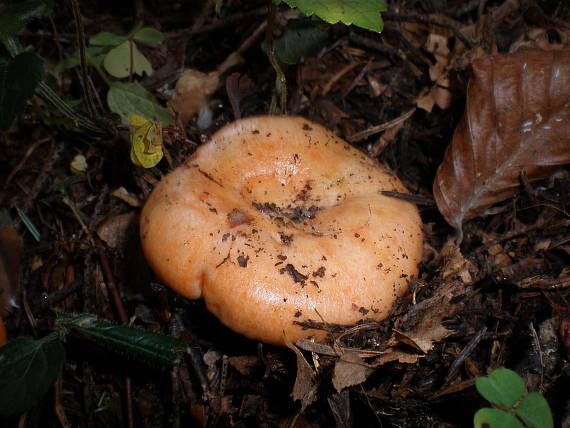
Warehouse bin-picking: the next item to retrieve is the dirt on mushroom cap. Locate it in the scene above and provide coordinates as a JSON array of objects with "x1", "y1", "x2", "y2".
[{"x1": 140, "y1": 116, "x2": 424, "y2": 346}]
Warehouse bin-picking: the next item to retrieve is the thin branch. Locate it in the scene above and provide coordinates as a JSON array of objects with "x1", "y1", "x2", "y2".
[
  {"x1": 69, "y1": 0, "x2": 97, "y2": 117},
  {"x1": 347, "y1": 108, "x2": 416, "y2": 143},
  {"x1": 383, "y1": 11, "x2": 473, "y2": 49},
  {"x1": 266, "y1": 2, "x2": 287, "y2": 114}
]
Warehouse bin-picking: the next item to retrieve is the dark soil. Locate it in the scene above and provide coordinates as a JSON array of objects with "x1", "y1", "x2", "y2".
[{"x1": 1, "y1": 0, "x2": 569, "y2": 427}]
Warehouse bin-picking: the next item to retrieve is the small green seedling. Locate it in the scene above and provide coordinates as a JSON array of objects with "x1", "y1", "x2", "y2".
[
  {"x1": 56, "y1": 24, "x2": 171, "y2": 125},
  {"x1": 474, "y1": 368, "x2": 553, "y2": 428},
  {"x1": 89, "y1": 24, "x2": 165, "y2": 79},
  {"x1": 53, "y1": 23, "x2": 170, "y2": 125}
]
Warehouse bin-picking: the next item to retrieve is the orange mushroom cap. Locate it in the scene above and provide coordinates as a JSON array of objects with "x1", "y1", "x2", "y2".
[{"x1": 141, "y1": 116, "x2": 423, "y2": 345}]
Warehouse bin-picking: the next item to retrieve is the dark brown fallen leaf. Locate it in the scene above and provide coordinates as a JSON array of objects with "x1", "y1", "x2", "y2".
[
  {"x1": 96, "y1": 212, "x2": 138, "y2": 250},
  {"x1": 436, "y1": 240, "x2": 477, "y2": 283},
  {"x1": 226, "y1": 355, "x2": 258, "y2": 376},
  {"x1": 433, "y1": 49, "x2": 570, "y2": 240},
  {"x1": 332, "y1": 348, "x2": 373, "y2": 392},
  {"x1": 284, "y1": 335, "x2": 317, "y2": 410},
  {"x1": 391, "y1": 279, "x2": 471, "y2": 354}
]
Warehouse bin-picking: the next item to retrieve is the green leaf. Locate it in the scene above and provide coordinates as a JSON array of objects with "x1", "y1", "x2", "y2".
[
  {"x1": 132, "y1": 27, "x2": 165, "y2": 48},
  {"x1": 0, "y1": 52, "x2": 44, "y2": 130},
  {"x1": 53, "y1": 46, "x2": 109, "y2": 72},
  {"x1": 56, "y1": 313, "x2": 186, "y2": 366},
  {"x1": 89, "y1": 31, "x2": 126, "y2": 46},
  {"x1": 516, "y1": 392, "x2": 553, "y2": 428},
  {"x1": 0, "y1": 0, "x2": 54, "y2": 41},
  {"x1": 475, "y1": 368, "x2": 526, "y2": 408},
  {"x1": 0, "y1": 334, "x2": 65, "y2": 418},
  {"x1": 103, "y1": 40, "x2": 153, "y2": 79},
  {"x1": 215, "y1": 0, "x2": 223, "y2": 14},
  {"x1": 16, "y1": 207, "x2": 40, "y2": 242},
  {"x1": 274, "y1": 0, "x2": 387, "y2": 32},
  {"x1": 474, "y1": 408, "x2": 524, "y2": 428},
  {"x1": 267, "y1": 19, "x2": 328, "y2": 64},
  {"x1": 107, "y1": 82, "x2": 171, "y2": 125}
]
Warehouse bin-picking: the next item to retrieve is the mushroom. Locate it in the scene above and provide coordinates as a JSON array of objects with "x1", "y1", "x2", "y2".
[{"x1": 141, "y1": 116, "x2": 423, "y2": 346}]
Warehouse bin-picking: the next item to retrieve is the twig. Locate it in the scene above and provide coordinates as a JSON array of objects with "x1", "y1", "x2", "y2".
[
  {"x1": 473, "y1": 222, "x2": 553, "y2": 254},
  {"x1": 87, "y1": 185, "x2": 111, "y2": 231},
  {"x1": 266, "y1": 2, "x2": 287, "y2": 114},
  {"x1": 348, "y1": 31, "x2": 402, "y2": 62},
  {"x1": 478, "y1": 0, "x2": 488, "y2": 17},
  {"x1": 447, "y1": 0, "x2": 484, "y2": 17},
  {"x1": 48, "y1": 15, "x2": 65, "y2": 62},
  {"x1": 191, "y1": 0, "x2": 216, "y2": 32},
  {"x1": 322, "y1": 61, "x2": 362, "y2": 95},
  {"x1": 96, "y1": 241, "x2": 134, "y2": 428},
  {"x1": 216, "y1": 20, "x2": 267, "y2": 75},
  {"x1": 21, "y1": 290, "x2": 39, "y2": 338},
  {"x1": 341, "y1": 60, "x2": 372, "y2": 98},
  {"x1": 380, "y1": 190, "x2": 436, "y2": 206},
  {"x1": 516, "y1": 276, "x2": 570, "y2": 290},
  {"x1": 236, "y1": 20, "x2": 267, "y2": 57},
  {"x1": 529, "y1": 322, "x2": 544, "y2": 392},
  {"x1": 62, "y1": 197, "x2": 95, "y2": 248},
  {"x1": 4, "y1": 137, "x2": 50, "y2": 189},
  {"x1": 97, "y1": 243, "x2": 129, "y2": 325},
  {"x1": 125, "y1": 378, "x2": 134, "y2": 428},
  {"x1": 54, "y1": 377, "x2": 72, "y2": 428},
  {"x1": 383, "y1": 11, "x2": 473, "y2": 49},
  {"x1": 347, "y1": 108, "x2": 416, "y2": 142},
  {"x1": 490, "y1": 0, "x2": 522, "y2": 23},
  {"x1": 168, "y1": 7, "x2": 267, "y2": 37},
  {"x1": 348, "y1": 31, "x2": 427, "y2": 76},
  {"x1": 290, "y1": 65, "x2": 303, "y2": 114},
  {"x1": 69, "y1": 0, "x2": 97, "y2": 117},
  {"x1": 443, "y1": 326, "x2": 487, "y2": 384}
]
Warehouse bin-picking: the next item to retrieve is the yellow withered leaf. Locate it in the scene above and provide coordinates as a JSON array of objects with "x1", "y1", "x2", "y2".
[{"x1": 129, "y1": 114, "x2": 164, "y2": 168}]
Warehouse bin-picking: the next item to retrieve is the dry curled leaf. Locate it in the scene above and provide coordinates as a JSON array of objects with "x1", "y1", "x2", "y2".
[
  {"x1": 226, "y1": 355, "x2": 258, "y2": 376},
  {"x1": 284, "y1": 335, "x2": 317, "y2": 410},
  {"x1": 96, "y1": 212, "x2": 138, "y2": 249},
  {"x1": 434, "y1": 49, "x2": 570, "y2": 240},
  {"x1": 437, "y1": 240, "x2": 477, "y2": 283},
  {"x1": 332, "y1": 349, "x2": 373, "y2": 392},
  {"x1": 391, "y1": 280, "x2": 470, "y2": 354}
]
